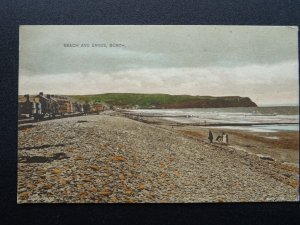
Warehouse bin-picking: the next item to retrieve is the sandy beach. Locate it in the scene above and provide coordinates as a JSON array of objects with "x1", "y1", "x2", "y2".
[
  {"x1": 172, "y1": 126, "x2": 299, "y2": 164},
  {"x1": 126, "y1": 112, "x2": 299, "y2": 164},
  {"x1": 17, "y1": 113, "x2": 299, "y2": 203}
]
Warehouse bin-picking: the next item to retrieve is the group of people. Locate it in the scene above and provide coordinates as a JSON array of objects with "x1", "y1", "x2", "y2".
[{"x1": 208, "y1": 130, "x2": 228, "y2": 144}]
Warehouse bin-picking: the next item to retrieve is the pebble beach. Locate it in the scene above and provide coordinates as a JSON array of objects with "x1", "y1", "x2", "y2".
[{"x1": 17, "y1": 114, "x2": 299, "y2": 203}]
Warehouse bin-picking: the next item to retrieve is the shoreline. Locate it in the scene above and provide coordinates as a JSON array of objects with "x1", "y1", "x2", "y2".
[
  {"x1": 175, "y1": 126, "x2": 299, "y2": 165},
  {"x1": 121, "y1": 110, "x2": 299, "y2": 126},
  {"x1": 18, "y1": 114, "x2": 299, "y2": 203},
  {"x1": 121, "y1": 113, "x2": 299, "y2": 165},
  {"x1": 18, "y1": 111, "x2": 299, "y2": 164}
]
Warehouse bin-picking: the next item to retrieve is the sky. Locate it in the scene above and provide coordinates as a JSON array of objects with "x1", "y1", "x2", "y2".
[{"x1": 19, "y1": 25, "x2": 299, "y2": 106}]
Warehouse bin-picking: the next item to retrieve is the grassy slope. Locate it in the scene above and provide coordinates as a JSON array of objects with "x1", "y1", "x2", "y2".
[{"x1": 71, "y1": 93, "x2": 257, "y2": 108}]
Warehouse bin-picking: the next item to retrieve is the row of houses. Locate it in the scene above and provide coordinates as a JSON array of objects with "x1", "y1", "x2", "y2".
[{"x1": 18, "y1": 92, "x2": 106, "y2": 119}]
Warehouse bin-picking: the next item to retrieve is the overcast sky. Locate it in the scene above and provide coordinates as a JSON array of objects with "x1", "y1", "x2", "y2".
[{"x1": 19, "y1": 25, "x2": 299, "y2": 105}]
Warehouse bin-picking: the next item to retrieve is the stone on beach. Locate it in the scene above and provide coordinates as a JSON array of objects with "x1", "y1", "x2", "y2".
[{"x1": 17, "y1": 115, "x2": 299, "y2": 203}]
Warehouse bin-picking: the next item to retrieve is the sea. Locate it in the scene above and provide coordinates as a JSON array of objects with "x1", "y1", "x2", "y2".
[{"x1": 128, "y1": 106, "x2": 299, "y2": 132}]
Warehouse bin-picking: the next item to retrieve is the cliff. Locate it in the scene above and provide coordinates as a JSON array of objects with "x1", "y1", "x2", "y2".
[{"x1": 72, "y1": 93, "x2": 257, "y2": 109}]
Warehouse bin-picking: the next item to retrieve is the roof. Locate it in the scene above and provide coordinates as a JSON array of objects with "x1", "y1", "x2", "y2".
[
  {"x1": 18, "y1": 95, "x2": 40, "y2": 103},
  {"x1": 47, "y1": 96, "x2": 58, "y2": 103},
  {"x1": 35, "y1": 94, "x2": 49, "y2": 101}
]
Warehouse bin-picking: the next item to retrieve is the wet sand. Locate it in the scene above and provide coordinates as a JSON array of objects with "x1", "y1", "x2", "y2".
[
  {"x1": 173, "y1": 126, "x2": 299, "y2": 165},
  {"x1": 126, "y1": 114, "x2": 299, "y2": 165}
]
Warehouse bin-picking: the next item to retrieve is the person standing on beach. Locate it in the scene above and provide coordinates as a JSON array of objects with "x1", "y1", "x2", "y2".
[
  {"x1": 208, "y1": 130, "x2": 213, "y2": 143},
  {"x1": 222, "y1": 132, "x2": 228, "y2": 144}
]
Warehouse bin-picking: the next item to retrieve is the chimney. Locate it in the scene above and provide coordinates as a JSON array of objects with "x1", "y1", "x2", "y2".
[
  {"x1": 39, "y1": 92, "x2": 43, "y2": 96},
  {"x1": 24, "y1": 94, "x2": 30, "y2": 102}
]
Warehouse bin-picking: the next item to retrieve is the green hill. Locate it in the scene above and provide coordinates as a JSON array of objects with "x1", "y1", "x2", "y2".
[{"x1": 71, "y1": 93, "x2": 257, "y2": 109}]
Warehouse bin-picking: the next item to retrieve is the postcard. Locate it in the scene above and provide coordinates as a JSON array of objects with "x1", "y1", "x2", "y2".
[{"x1": 18, "y1": 25, "x2": 299, "y2": 203}]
